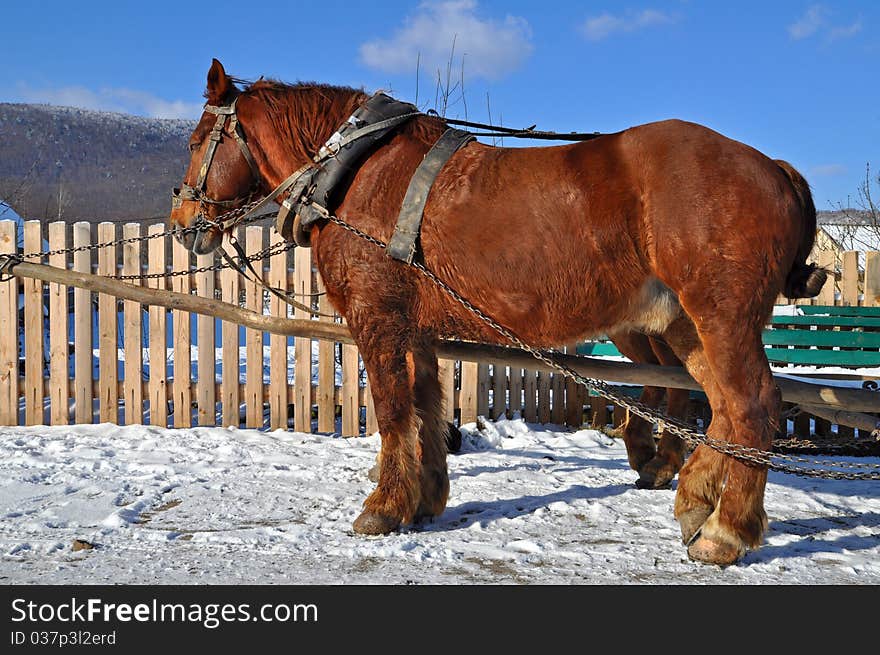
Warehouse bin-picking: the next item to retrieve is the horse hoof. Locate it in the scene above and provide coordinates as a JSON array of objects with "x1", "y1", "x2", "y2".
[
  {"x1": 352, "y1": 511, "x2": 400, "y2": 535},
  {"x1": 677, "y1": 507, "x2": 713, "y2": 545},
  {"x1": 446, "y1": 422, "x2": 462, "y2": 454},
  {"x1": 367, "y1": 463, "x2": 380, "y2": 483},
  {"x1": 635, "y1": 458, "x2": 678, "y2": 489},
  {"x1": 687, "y1": 535, "x2": 745, "y2": 566}
]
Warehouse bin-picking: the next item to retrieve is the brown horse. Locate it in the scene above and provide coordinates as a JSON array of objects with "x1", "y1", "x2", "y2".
[{"x1": 170, "y1": 59, "x2": 825, "y2": 565}]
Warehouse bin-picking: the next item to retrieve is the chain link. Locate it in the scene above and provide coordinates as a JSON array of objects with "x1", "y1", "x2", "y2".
[
  {"x1": 18, "y1": 201, "x2": 274, "y2": 263},
  {"x1": 323, "y1": 212, "x2": 880, "y2": 481}
]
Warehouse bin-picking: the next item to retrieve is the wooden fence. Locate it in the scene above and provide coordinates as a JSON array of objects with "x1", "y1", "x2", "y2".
[
  {"x1": 0, "y1": 219, "x2": 602, "y2": 434},
  {"x1": 0, "y1": 219, "x2": 878, "y2": 436}
]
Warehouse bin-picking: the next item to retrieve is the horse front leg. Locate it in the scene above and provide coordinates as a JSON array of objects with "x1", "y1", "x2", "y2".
[{"x1": 349, "y1": 329, "x2": 421, "y2": 535}]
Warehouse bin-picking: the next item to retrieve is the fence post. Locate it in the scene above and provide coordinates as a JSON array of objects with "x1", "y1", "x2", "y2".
[
  {"x1": 97, "y1": 223, "x2": 118, "y2": 423},
  {"x1": 0, "y1": 221, "x2": 17, "y2": 425},
  {"x1": 123, "y1": 223, "x2": 143, "y2": 426},
  {"x1": 73, "y1": 222, "x2": 93, "y2": 424},
  {"x1": 23, "y1": 221, "x2": 44, "y2": 426},
  {"x1": 148, "y1": 224, "x2": 168, "y2": 426},
  {"x1": 172, "y1": 238, "x2": 192, "y2": 427},
  {"x1": 48, "y1": 222, "x2": 69, "y2": 425}
]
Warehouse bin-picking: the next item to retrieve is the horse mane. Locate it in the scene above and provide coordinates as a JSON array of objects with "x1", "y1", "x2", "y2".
[{"x1": 236, "y1": 78, "x2": 446, "y2": 161}]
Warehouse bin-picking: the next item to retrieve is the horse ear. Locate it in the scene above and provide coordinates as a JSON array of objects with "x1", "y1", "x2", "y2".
[{"x1": 206, "y1": 58, "x2": 233, "y2": 105}]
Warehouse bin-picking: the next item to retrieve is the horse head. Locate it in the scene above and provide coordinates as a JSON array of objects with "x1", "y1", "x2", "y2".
[
  {"x1": 170, "y1": 59, "x2": 263, "y2": 255},
  {"x1": 170, "y1": 59, "x2": 375, "y2": 255}
]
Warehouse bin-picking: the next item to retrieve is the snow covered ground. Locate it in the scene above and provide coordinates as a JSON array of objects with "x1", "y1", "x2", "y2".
[{"x1": 0, "y1": 418, "x2": 878, "y2": 585}]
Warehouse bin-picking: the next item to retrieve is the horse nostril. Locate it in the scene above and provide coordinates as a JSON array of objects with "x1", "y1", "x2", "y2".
[{"x1": 174, "y1": 227, "x2": 196, "y2": 250}]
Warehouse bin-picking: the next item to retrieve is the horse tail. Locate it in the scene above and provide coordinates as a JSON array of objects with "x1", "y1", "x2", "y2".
[{"x1": 775, "y1": 159, "x2": 827, "y2": 299}]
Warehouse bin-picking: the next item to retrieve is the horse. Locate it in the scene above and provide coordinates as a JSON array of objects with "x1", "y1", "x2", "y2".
[{"x1": 170, "y1": 59, "x2": 825, "y2": 565}]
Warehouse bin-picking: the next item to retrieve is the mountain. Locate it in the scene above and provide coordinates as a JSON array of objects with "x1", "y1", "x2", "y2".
[{"x1": 0, "y1": 103, "x2": 194, "y2": 222}]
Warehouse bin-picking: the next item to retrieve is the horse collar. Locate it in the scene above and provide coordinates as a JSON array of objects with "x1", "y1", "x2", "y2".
[{"x1": 277, "y1": 93, "x2": 474, "y2": 261}]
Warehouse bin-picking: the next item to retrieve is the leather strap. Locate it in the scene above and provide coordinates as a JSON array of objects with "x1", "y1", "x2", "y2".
[{"x1": 387, "y1": 128, "x2": 474, "y2": 264}]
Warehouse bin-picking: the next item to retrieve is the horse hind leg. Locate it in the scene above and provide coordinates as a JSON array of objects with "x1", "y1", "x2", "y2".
[
  {"x1": 608, "y1": 331, "x2": 662, "y2": 472},
  {"x1": 660, "y1": 316, "x2": 730, "y2": 547},
  {"x1": 664, "y1": 308, "x2": 778, "y2": 565},
  {"x1": 635, "y1": 336, "x2": 690, "y2": 489}
]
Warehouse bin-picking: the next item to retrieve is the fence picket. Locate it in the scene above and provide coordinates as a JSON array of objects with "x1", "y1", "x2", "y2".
[
  {"x1": 459, "y1": 361, "x2": 478, "y2": 424},
  {"x1": 148, "y1": 224, "x2": 167, "y2": 426},
  {"x1": 523, "y1": 370, "x2": 537, "y2": 423},
  {"x1": 293, "y1": 246, "x2": 312, "y2": 433},
  {"x1": 316, "y1": 275, "x2": 335, "y2": 433},
  {"x1": 171, "y1": 238, "x2": 192, "y2": 427},
  {"x1": 245, "y1": 226, "x2": 264, "y2": 427},
  {"x1": 24, "y1": 221, "x2": 43, "y2": 426},
  {"x1": 221, "y1": 227, "x2": 241, "y2": 427},
  {"x1": 48, "y1": 222, "x2": 69, "y2": 425},
  {"x1": 0, "y1": 221, "x2": 17, "y2": 425},
  {"x1": 841, "y1": 251, "x2": 859, "y2": 306},
  {"x1": 196, "y1": 251, "x2": 216, "y2": 425},
  {"x1": 491, "y1": 364, "x2": 506, "y2": 419},
  {"x1": 438, "y1": 358, "x2": 455, "y2": 423},
  {"x1": 97, "y1": 223, "x2": 118, "y2": 423},
  {"x1": 73, "y1": 223, "x2": 93, "y2": 424},
  {"x1": 866, "y1": 252, "x2": 880, "y2": 307},
  {"x1": 269, "y1": 232, "x2": 288, "y2": 430},
  {"x1": 341, "y1": 332, "x2": 359, "y2": 436},
  {"x1": 122, "y1": 224, "x2": 143, "y2": 426}
]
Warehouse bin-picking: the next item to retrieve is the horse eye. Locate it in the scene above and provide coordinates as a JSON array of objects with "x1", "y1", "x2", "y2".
[{"x1": 188, "y1": 142, "x2": 200, "y2": 153}]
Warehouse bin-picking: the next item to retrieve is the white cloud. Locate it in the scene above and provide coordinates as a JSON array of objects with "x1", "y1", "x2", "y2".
[
  {"x1": 811, "y1": 164, "x2": 847, "y2": 177},
  {"x1": 788, "y1": 4, "x2": 827, "y2": 40},
  {"x1": 359, "y1": 0, "x2": 532, "y2": 81},
  {"x1": 828, "y1": 20, "x2": 862, "y2": 41},
  {"x1": 581, "y1": 9, "x2": 675, "y2": 42},
  {"x1": 10, "y1": 83, "x2": 201, "y2": 119},
  {"x1": 788, "y1": 5, "x2": 862, "y2": 42}
]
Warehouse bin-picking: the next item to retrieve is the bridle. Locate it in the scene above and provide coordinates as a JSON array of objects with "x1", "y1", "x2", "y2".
[{"x1": 171, "y1": 95, "x2": 263, "y2": 229}]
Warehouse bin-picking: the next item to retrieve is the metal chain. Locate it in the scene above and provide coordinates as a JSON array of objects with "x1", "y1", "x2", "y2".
[
  {"x1": 108, "y1": 239, "x2": 295, "y2": 281},
  {"x1": 18, "y1": 200, "x2": 274, "y2": 262},
  {"x1": 320, "y1": 210, "x2": 880, "y2": 481}
]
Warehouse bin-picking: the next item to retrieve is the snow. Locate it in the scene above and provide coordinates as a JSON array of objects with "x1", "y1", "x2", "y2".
[{"x1": 1, "y1": 418, "x2": 878, "y2": 584}]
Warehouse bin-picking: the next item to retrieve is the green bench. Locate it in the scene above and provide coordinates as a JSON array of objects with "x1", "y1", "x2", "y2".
[
  {"x1": 765, "y1": 305, "x2": 880, "y2": 368},
  {"x1": 577, "y1": 306, "x2": 880, "y2": 370}
]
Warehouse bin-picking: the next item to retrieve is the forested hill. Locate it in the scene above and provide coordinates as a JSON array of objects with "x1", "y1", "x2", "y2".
[{"x1": 0, "y1": 103, "x2": 194, "y2": 222}]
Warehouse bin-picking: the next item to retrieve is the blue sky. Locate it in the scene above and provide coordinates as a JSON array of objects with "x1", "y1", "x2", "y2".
[{"x1": 1, "y1": 1, "x2": 877, "y2": 209}]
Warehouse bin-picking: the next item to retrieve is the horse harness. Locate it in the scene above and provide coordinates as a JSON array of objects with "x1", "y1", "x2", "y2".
[{"x1": 173, "y1": 91, "x2": 475, "y2": 277}]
